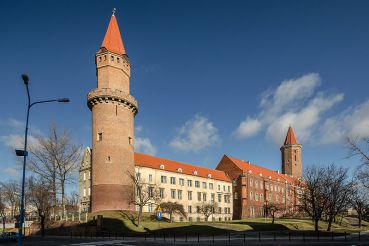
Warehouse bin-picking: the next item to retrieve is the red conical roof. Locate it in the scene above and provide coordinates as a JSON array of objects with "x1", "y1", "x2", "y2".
[
  {"x1": 284, "y1": 126, "x2": 298, "y2": 145},
  {"x1": 100, "y1": 13, "x2": 126, "y2": 55}
]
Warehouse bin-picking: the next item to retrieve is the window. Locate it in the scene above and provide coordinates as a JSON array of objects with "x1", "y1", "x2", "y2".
[
  {"x1": 88, "y1": 187, "x2": 91, "y2": 196},
  {"x1": 218, "y1": 185, "x2": 221, "y2": 191},
  {"x1": 83, "y1": 188, "x2": 86, "y2": 197},
  {"x1": 170, "y1": 177, "x2": 176, "y2": 185},
  {"x1": 160, "y1": 164, "x2": 165, "y2": 170},
  {"x1": 211, "y1": 193, "x2": 215, "y2": 202},
  {"x1": 209, "y1": 183, "x2": 213, "y2": 189},
  {"x1": 266, "y1": 183, "x2": 269, "y2": 190},
  {"x1": 218, "y1": 194, "x2": 222, "y2": 203},
  {"x1": 88, "y1": 171, "x2": 91, "y2": 179},
  {"x1": 197, "y1": 192, "x2": 202, "y2": 201},
  {"x1": 178, "y1": 190, "x2": 183, "y2": 200},
  {"x1": 234, "y1": 192, "x2": 238, "y2": 200},
  {"x1": 83, "y1": 172, "x2": 86, "y2": 181},
  {"x1": 197, "y1": 206, "x2": 200, "y2": 213},
  {"x1": 189, "y1": 217, "x2": 193, "y2": 222},
  {"x1": 161, "y1": 176, "x2": 167, "y2": 183},
  {"x1": 218, "y1": 207, "x2": 222, "y2": 214},
  {"x1": 111, "y1": 55, "x2": 114, "y2": 61},
  {"x1": 203, "y1": 193, "x2": 207, "y2": 202},
  {"x1": 188, "y1": 191, "x2": 192, "y2": 200},
  {"x1": 148, "y1": 203, "x2": 153, "y2": 212},
  {"x1": 149, "y1": 187, "x2": 154, "y2": 197},
  {"x1": 179, "y1": 178, "x2": 184, "y2": 186},
  {"x1": 228, "y1": 186, "x2": 231, "y2": 192},
  {"x1": 232, "y1": 180, "x2": 237, "y2": 186},
  {"x1": 97, "y1": 132, "x2": 103, "y2": 141},
  {"x1": 171, "y1": 189, "x2": 176, "y2": 199},
  {"x1": 223, "y1": 185, "x2": 226, "y2": 191},
  {"x1": 187, "y1": 179, "x2": 192, "y2": 187},
  {"x1": 160, "y1": 188, "x2": 165, "y2": 199},
  {"x1": 260, "y1": 194, "x2": 263, "y2": 201},
  {"x1": 255, "y1": 180, "x2": 258, "y2": 188},
  {"x1": 188, "y1": 206, "x2": 192, "y2": 213},
  {"x1": 128, "y1": 137, "x2": 133, "y2": 145},
  {"x1": 255, "y1": 193, "x2": 259, "y2": 201},
  {"x1": 202, "y1": 182, "x2": 207, "y2": 189},
  {"x1": 268, "y1": 193, "x2": 272, "y2": 201},
  {"x1": 177, "y1": 168, "x2": 182, "y2": 173},
  {"x1": 260, "y1": 182, "x2": 263, "y2": 190},
  {"x1": 149, "y1": 174, "x2": 153, "y2": 182},
  {"x1": 250, "y1": 191, "x2": 253, "y2": 200},
  {"x1": 117, "y1": 57, "x2": 120, "y2": 63},
  {"x1": 195, "y1": 181, "x2": 200, "y2": 188},
  {"x1": 250, "y1": 179, "x2": 253, "y2": 187},
  {"x1": 136, "y1": 172, "x2": 141, "y2": 181}
]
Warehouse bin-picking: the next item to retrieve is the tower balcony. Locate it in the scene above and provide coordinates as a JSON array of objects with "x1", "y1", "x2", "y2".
[{"x1": 87, "y1": 88, "x2": 138, "y2": 114}]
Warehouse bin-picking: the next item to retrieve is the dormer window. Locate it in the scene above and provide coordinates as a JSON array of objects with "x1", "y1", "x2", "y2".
[
  {"x1": 268, "y1": 176, "x2": 272, "y2": 180},
  {"x1": 177, "y1": 168, "x2": 182, "y2": 173},
  {"x1": 193, "y1": 171, "x2": 198, "y2": 175},
  {"x1": 207, "y1": 174, "x2": 212, "y2": 178},
  {"x1": 160, "y1": 164, "x2": 165, "y2": 170},
  {"x1": 248, "y1": 170, "x2": 252, "y2": 174}
]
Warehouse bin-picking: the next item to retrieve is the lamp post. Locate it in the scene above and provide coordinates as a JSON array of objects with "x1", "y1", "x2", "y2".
[{"x1": 15, "y1": 74, "x2": 69, "y2": 245}]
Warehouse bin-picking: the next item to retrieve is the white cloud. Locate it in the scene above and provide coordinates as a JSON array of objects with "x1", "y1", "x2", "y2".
[
  {"x1": 235, "y1": 117, "x2": 262, "y2": 138},
  {"x1": 0, "y1": 134, "x2": 39, "y2": 150},
  {"x1": 235, "y1": 73, "x2": 344, "y2": 144},
  {"x1": 4, "y1": 167, "x2": 20, "y2": 177},
  {"x1": 170, "y1": 115, "x2": 220, "y2": 152},
  {"x1": 319, "y1": 99, "x2": 369, "y2": 144},
  {"x1": 135, "y1": 137, "x2": 157, "y2": 156}
]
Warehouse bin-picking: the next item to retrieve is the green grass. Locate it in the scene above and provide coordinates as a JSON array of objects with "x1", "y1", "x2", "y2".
[{"x1": 88, "y1": 211, "x2": 369, "y2": 236}]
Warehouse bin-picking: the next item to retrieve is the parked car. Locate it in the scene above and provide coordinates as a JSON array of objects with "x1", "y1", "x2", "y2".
[{"x1": 0, "y1": 232, "x2": 18, "y2": 242}]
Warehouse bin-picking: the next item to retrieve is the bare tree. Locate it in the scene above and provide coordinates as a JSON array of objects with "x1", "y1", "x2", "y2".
[
  {"x1": 0, "y1": 180, "x2": 20, "y2": 219},
  {"x1": 198, "y1": 202, "x2": 218, "y2": 222},
  {"x1": 347, "y1": 137, "x2": 369, "y2": 188},
  {"x1": 265, "y1": 202, "x2": 284, "y2": 224},
  {"x1": 0, "y1": 190, "x2": 6, "y2": 232},
  {"x1": 27, "y1": 177, "x2": 53, "y2": 237},
  {"x1": 160, "y1": 202, "x2": 187, "y2": 222},
  {"x1": 28, "y1": 124, "x2": 81, "y2": 219},
  {"x1": 299, "y1": 165, "x2": 327, "y2": 232},
  {"x1": 350, "y1": 181, "x2": 369, "y2": 228},
  {"x1": 322, "y1": 164, "x2": 354, "y2": 231},
  {"x1": 128, "y1": 171, "x2": 161, "y2": 227}
]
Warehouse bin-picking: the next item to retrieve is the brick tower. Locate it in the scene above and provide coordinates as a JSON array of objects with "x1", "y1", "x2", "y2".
[
  {"x1": 88, "y1": 10, "x2": 138, "y2": 212},
  {"x1": 280, "y1": 126, "x2": 302, "y2": 178}
]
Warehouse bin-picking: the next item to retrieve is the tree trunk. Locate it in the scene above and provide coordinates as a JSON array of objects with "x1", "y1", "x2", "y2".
[
  {"x1": 61, "y1": 179, "x2": 65, "y2": 220},
  {"x1": 170, "y1": 213, "x2": 173, "y2": 223},
  {"x1": 358, "y1": 214, "x2": 362, "y2": 228},
  {"x1": 272, "y1": 215, "x2": 275, "y2": 224},
  {"x1": 2, "y1": 216, "x2": 5, "y2": 232},
  {"x1": 137, "y1": 206, "x2": 143, "y2": 227},
  {"x1": 314, "y1": 219, "x2": 319, "y2": 232},
  {"x1": 40, "y1": 215, "x2": 45, "y2": 237},
  {"x1": 327, "y1": 216, "x2": 333, "y2": 231}
]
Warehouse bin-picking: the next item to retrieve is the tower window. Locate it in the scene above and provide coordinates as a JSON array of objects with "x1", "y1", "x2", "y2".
[
  {"x1": 116, "y1": 105, "x2": 118, "y2": 116},
  {"x1": 104, "y1": 55, "x2": 106, "y2": 60},
  {"x1": 98, "y1": 56, "x2": 102, "y2": 62},
  {"x1": 117, "y1": 57, "x2": 120, "y2": 63},
  {"x1": 111, "y1": 55, "x2": 114, "y2": 61},
  {"x1": 128, "y1": 137, "x2": 133, "y2": 145},
  {"x1": 97, "y1": 132, "x2": 103, "y2": 141},
  {"x1": 107, "y1": 156, "x2": 111, "y2": 162}
]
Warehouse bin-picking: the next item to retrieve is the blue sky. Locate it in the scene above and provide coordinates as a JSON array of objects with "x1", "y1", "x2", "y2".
[{"x1": 1, "y1": 0, "x2": 369, "y2": 192}]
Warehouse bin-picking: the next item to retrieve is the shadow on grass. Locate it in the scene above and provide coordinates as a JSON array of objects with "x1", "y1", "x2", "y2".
[{"x1": 233, "y1": 221, "x2": 290, "y2": 231}]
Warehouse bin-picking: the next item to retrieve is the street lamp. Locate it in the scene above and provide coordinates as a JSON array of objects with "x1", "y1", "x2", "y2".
[{"x1": 15, "y1": 74, "x2": 70, "y2": 246}]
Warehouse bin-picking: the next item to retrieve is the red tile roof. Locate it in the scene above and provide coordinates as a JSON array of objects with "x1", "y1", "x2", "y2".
[
  {"x1": 100, "y1": 14, "x2": 126, "y2": 55},
  {"x1": 226, "y1": 155, "x2": 296, "y2": 184},
  {"x1": 284, "y1": 126, "x2": 298, "y2": 145},
  {"x1": 134, "y1": 152, "x2": 231, "y2": 182}
]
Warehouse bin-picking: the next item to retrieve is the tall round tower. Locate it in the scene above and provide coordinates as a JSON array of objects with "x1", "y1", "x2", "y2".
[
  {"x1": 280, "y1": 126, "x2": 302, "y2": 178},
  {"x1": 88, "y1": 11, "x2": 138, "y2": 212}
]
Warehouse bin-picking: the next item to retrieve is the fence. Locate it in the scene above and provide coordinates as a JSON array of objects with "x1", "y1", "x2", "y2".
[{"x1": 65, "y1": 230, "x2": 368, "y2": 243}]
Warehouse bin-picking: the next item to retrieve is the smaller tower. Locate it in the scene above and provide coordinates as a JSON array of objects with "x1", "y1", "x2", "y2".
[{"x1": 280, "y1": 126, "x2": 302, "y2": 178}]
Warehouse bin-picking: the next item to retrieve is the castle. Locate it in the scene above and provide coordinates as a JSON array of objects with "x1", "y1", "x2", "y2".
[{"x1": 79, "y1": 12, "x2": 302, "y2": 221}]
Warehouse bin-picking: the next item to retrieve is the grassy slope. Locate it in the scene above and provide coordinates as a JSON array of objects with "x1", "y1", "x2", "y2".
[{"x1": 90, "y1": 211, "x2": 369, "y2": 236}]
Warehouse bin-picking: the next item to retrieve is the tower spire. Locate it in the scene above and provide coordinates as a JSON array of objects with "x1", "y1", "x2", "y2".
[
  {"x1": 284, "y1": 126, "x2": 298, "y2": 145},
  {"x1": 100, "y1": 10, "x2": 126, "y2": 55}
]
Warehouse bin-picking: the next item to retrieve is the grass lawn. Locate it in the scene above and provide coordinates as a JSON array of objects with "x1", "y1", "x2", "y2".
[{"x1": 88, "y1": 211, "x2": 369, "y2": 236}]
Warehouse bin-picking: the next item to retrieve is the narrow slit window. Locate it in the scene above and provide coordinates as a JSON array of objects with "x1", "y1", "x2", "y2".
[
  {"x1": 115, "y1": 105, "x2": 118, "y2": 116},
  {"x1": 97, "y1": 132, "x2": 103, "y2": 141}
]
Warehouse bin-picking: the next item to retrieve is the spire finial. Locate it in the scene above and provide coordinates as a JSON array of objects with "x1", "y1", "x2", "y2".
[{"x1": 112, "y1": 8, "x2": 116, "y2": 16}]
